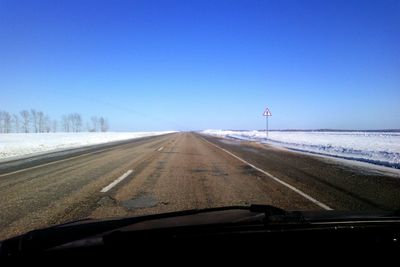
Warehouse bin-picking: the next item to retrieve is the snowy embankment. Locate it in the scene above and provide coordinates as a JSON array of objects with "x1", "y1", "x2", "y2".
[
  {"x1": 202, "y1": 130, "x2": 400, "y2": 169},
  {"x1": 0, "y1": 131, "x2": 176, "y2": 161}
]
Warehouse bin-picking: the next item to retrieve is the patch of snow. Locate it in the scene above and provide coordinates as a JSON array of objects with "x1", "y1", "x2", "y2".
[
  {"x1": 201, "y1": 130, "x2": 400, "y2": 169},
  {"x1": 0, "y1": 131, "x2": 176, "y2": 160}
]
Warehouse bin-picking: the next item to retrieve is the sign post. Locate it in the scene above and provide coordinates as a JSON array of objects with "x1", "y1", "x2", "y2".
[{"x1": 262, "y1": 107, "x2": 272, "y2": 139}]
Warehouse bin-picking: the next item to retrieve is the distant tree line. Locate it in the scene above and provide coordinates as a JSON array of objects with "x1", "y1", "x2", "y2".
[{"x1": 0, "y1": 109, "x2": 109, "y2": 133}]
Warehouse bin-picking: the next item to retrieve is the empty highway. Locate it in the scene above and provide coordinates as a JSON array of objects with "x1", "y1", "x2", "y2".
[{"x1": 1, "y1": 132, "x2": 400, "y2": 240}]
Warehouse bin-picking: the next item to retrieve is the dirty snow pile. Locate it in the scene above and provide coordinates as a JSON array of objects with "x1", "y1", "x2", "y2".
[
  {"x1": 0, "y1": 132, "x2": 175, "y2": 161},
  {"x1": 201, "y1": 130, "x2": 400, "y2": 169}
]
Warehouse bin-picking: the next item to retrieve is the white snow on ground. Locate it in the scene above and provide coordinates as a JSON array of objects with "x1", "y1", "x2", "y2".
[
  {"x1": 202, "y1": 130, "x2": 400, "y2": 169},
  {"x1": 0, "y1": 132, "x2": 176, "y2": 161}
]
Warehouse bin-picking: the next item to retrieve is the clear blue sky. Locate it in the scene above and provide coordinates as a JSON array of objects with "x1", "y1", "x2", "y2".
[{"x1": 1, "y1": 0, "x2": 399, "y2": 131}]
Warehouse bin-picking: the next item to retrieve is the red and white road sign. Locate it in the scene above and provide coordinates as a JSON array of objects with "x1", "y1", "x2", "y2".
[{"x1": 263, "y1": 108, "x2": 272, "y2": 116}]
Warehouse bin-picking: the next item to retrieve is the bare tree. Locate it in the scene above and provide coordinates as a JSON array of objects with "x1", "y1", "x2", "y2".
[
  {"x1": 43, "y1": 115, "x2": 51, "y2": 133},
  {"x1": 0, "y1": 111, "x2": 12, "y2": 133},
  {"x1": 52, "y1": 120, "x2": 58, "y2": 133},
  {"x1": 37, "y1": 111, "x2": 45, "y2": 133},
  {"x1": 75, "y1": 114, "x2": 82, "y2": 132},
  {"x1": 86, "y1": 122, "x2": 93, "y2": 132},
  {"x1": 13, "y1": 114, "x2": 20, "y2": 133},
  {"x1": 69, "y1": 114, "x2": 74, "y2": 132},
  {"x1": 90, "y1": 116, "x2": 99, "y2": 132},
  {"x1": 31, "y1": 109, "x2": 38, "y2": 133},
  {"x1": 99, "y1": 117, "x2": 109, "y2": 132},
  {"x1": 74, "y1": 114, "x2": 82, "y2": 132},
  {"x1": 62, "y1": 113, "x2": 82, "y2": 132},
  {"x1": 68, "y1": 114, "x2": 74, "y2": 132},
  {"x1": 0, "y1": 111, "x2": 4, "y2": 133},
  {"x1": 62, "y1": 115, "x2": 69, "y2": 132},
  {"x1": 0, "y1": 110, "x2": 108, "y2": 133},
  {"x1": 20, "y1": 110, "x2": 30, "y2": 133}
]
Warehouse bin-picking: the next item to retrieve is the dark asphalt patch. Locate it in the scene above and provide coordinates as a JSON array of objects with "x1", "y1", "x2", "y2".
[
  {"x1": 97, "y1": 196, "x2": 117, "y2": 207},
  {"x1": 122, "y1": 195, "x2": 158, "y2": 209},
  {"x1": 191, "y1": 168, "x2": 208, "y2": 173},
  {"x1": 241, "y1": 165, "x2": 260, "y2": 175}
]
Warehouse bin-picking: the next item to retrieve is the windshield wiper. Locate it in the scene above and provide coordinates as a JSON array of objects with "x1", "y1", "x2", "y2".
[
  {"x1": 249, "y1": 204, "x2": 287, "y2": 215},
  {"x1": 249, "y1": 204, "x2": 307, "y2": 225}
]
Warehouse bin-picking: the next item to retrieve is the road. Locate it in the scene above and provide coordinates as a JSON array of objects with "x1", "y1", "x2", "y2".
[{"x1": 1, "y1": 132, "x2": 400, "y2": 239}]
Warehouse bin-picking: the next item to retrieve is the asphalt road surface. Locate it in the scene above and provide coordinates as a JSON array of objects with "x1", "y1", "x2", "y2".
[{"x1": 1, "y1": 132, "x2": 400, "y2": 240}]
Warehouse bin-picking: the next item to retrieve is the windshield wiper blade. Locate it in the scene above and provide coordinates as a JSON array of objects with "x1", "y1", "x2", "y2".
[
  {"x1": 249, "y1": 204, "x2": 307, "y2": 225},
  {"x1": 249, "y1": 204, "x2": 287, "y2": 216}
]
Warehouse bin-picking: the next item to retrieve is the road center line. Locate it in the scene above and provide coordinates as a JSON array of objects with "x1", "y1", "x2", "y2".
[
  {"x1": 100, "y1": 170, "x2": 134, "y2": 193},
  {"x1": 157, "y1": 146, "x2": 164, "y2": 151},
  {"x1": 200, "y1": 136, "x2": 333, "y2": 211}
]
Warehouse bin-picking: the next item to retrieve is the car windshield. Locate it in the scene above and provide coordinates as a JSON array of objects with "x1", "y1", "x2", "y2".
[{"x1": 0, "y1": 0, "x2": 399, "y2": 240}]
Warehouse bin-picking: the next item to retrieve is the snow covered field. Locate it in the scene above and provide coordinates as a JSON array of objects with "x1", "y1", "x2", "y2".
[
  {"x1": 0, "y1": 132, "x2": 175, "y2": 161},
  {"x1": 202, "y1": 130, "x2": 400, "y2": 169}
]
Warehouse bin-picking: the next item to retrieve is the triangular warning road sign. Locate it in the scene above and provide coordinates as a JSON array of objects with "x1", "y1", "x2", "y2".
[{"x1": 263, "y1": 108, "x2": 272, "y2": 116}]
